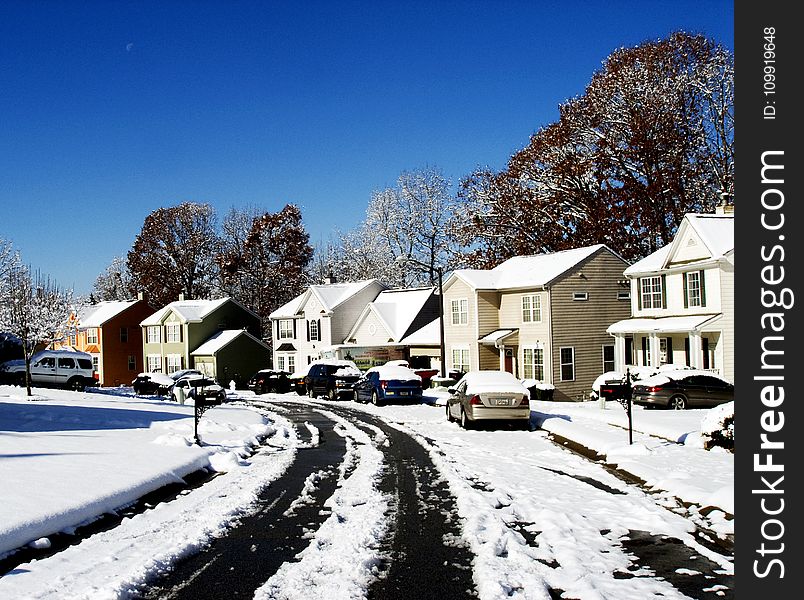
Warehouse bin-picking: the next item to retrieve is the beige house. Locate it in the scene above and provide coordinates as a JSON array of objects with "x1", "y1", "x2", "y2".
[
  {"x1": 334, "y1": 286, "x2": 441, "y2": 369},
  {"x1": 442, "y1": 244, "x2": 631, "y2": 401},
  {"x1": 268, "y1": 279, "x2": 387, "y2": 372},
  {"x1": 140, "y1": 296, "x2": 265, "y2": 385},
  {"x1": 607, "y1": 209, "x2": 735, "y2": 382}
]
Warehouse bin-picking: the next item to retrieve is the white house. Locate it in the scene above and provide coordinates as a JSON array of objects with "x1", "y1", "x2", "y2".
[
  {"x1": 607, "y1": 208, "x2": 735, "y2": 381},
  {"x1": 268, "y1": 279, "x2": 387, "y2": 372}
]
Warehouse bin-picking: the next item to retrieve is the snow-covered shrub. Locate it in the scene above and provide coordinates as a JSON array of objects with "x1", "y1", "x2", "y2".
[{"x1": 700, "y1": 401, "x2": 734, "y2": 452}]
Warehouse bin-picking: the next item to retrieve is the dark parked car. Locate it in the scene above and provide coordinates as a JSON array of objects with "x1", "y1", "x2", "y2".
[
  {"x1": 248, "y1": 369, "x2": 292, "y2": 394},
  {"x1": 304, "y1": 360, "x2": 362, "y2": 400},
  {"x1": 132, "y1": 372, "x2": 175, "y2": 395},
  {"x1": 353, "y1": 365, "x2": 422, "y2": 406},
  {"x1": 632, "y1": 370, "x2": 734, "y2": 410},
  {"x1": 169, "y1": 375, "x2": 227, "y2": 404}
]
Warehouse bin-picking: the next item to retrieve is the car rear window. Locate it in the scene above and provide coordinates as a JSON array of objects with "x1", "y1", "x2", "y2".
[{"x1": 77, "y1": 359, "x2": 93, "y2": 370}]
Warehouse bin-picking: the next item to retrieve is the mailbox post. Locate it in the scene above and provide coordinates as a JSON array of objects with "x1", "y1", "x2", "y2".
[{"x1": 190, "y1": 381, "x2": 225, "y2": 445}]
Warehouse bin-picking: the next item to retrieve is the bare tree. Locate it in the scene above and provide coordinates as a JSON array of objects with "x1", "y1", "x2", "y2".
[
  {"x1": 1, "y1": 266, "x2": 73, "y2": 396},
  {"x1": 92, "y1": 256, "x2": 135, "y2": 301}
]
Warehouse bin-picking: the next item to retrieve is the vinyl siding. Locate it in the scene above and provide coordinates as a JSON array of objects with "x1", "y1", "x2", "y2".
[
  {"x1": 703, "y1": 258, "x2": 734, "y2": 381},
  {"x1": 443, "y1": 278, "x2": 479, "y2": 370},
  {"x1": 549, "y1": 250, "x2": 631, "y2": 401},
  {"x1": 329, "y1": 282, "x2": 386, "y2": 343}
]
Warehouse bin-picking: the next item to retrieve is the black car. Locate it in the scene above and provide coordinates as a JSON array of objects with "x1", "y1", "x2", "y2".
[
  {"x1": 248, "y1": 369, "x2": 292, "y2": 394},
  {"x1": 131, "y1": 372, "x2": 175, "y2": 396},
  {"x1": 304, "y1": 360, "x2": 362, "y2": 400},
  {"x1": 632, "y1": 370, "x2": 734, "y2": 410}
]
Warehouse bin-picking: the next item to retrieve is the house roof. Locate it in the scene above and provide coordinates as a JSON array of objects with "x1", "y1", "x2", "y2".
[
  {"x1": 607, "y1": 314, "x2": 722, "y2": 335},
  {"x1": 79, "y1": 300, "x2": 139, "y2": 328},
  {"x1": 347, "y1": 286, "x2": 435, "y2": 342},
  {"x1": 624, "y1": 213, "x2": 734, "y2": 276},
  {"x1": 190, "y1": 329, "x2": 269, "y2": 356},
  {"x1": 448, "y1": 244, "x2": 618, "y2": 291},
  {"x1": 478, "y1": 328, "x2": 519, "y2": 345},
  {"x1": 140, "y1": 297, "x2": 235, "y2": 326},
  {"x1": 398, "y1": 318, "x2": 441, "y2": 346},
  {"x1": 269, "y1": 280, "x2": 383, "y2": 319}
]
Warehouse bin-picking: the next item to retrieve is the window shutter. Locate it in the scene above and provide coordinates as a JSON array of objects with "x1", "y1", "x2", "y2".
[
  {"x1": 682, "y1": 273, "x2": 688, "y2": 308},
  {"x1": 666, "y1": 338, "x2": 673, "y2": 363},
  {"x1": 660, "y1": 275, "x2": 667, "y2": 308},
  {"x1": 684, "y1": 338, "x2": 690, "y2": 366},
  {"x1": 641, "y1": 336, "x2": 647, "y2": 366},
  {"x1": 292, "y1": 319, "x2": 297, "y2": 339},
  {"x1": 699, "y1": 270, "x2": 707, "y2": 307},
  {"x1": 306, "y1": 320, "x2": 310, "y2": 342},
  {"x1": 317, "y1": 319, "x2": 322, "y2": 341},
  {"x1": 637, "y1": 280, "x2": 643, "y2": 310}
]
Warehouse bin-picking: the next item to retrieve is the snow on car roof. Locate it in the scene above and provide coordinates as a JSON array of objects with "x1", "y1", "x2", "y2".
[
  {"x1": 289, "y1": 359, "x2": 360, "y2": 379},
  {"x1": 459, "y1": 370, "x2": 528, "y2": 395},
  {"x1": 637, "y1": 369, "x2": 730, "y2": 387},
  {"x1": 366, "y1": 365, "x2": 421, "y2": 381}
]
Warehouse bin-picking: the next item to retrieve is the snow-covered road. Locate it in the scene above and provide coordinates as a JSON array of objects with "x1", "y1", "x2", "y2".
[{"x1": 0, "y1": 388, "x2": 734, "y2": 599}]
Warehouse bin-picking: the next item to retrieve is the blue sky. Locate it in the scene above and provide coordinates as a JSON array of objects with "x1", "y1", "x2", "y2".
[{"x1": 0, "y1": 1, "x2": 733, "y2": 294}]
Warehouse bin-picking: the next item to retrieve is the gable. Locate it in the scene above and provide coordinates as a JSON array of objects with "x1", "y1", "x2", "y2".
[
  {"x1": 666, "y1": 224, "x2": 712, "y2": 266},
  {"x1": 347, "y1": 309, "x2": 394, "y2": 344}
]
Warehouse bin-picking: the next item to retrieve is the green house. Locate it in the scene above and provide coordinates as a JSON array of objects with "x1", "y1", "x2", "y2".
[{"x1": 140, "y1": 297, "x2": 266, "y2": 385}]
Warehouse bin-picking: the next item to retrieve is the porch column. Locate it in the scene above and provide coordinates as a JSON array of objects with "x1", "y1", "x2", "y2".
[
  {"x1": 688, "y1": 331, "x2": 702, "y2": 369},
  {"x1": 613, "y1": 334, "x2": 627, "y2": 372},
  {"x1": 648, "y1": 334, "x2": 661, "y2": 369}
]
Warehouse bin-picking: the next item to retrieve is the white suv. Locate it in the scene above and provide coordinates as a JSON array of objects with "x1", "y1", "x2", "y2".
[{"x1": 0, "y1": 349, "x2": 96, "y2": 390}]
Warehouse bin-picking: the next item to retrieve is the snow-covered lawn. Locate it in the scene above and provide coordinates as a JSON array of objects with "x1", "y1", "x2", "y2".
[{"x1": 0, "y1": 385, "x2": 733, "y2": 599}]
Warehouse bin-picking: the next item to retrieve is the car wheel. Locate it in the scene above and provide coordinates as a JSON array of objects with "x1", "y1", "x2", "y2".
[
  {"x1": 371, "y1": 390, "x2": 381, "y2": 406},
  {"x1": 460, "y1": 408, "x2": 472, "y2": 430},
  {"x1": 327, "y1": 387, "x2": 337, "y2": 401},
  {"x1": 68, "y1": 377, "x2": 85, "y2": 392},
  {"x1": 296, "y1": 385, "x2": 306, "y2": 396},
  {"x1": 308, "y1": 387, "x2": 315, "y2": 399},
  {"x1": 669, "y1": 395, "x2": 687, "y2": 410}
]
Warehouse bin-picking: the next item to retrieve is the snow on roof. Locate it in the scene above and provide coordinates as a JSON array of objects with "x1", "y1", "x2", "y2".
[
  {"x1": 451, "y1": 244, "x2": 612, "y2": 291},
  {"x1": 79, "y1": 300, "x2": 138, "y2": 328},
  {"x1": 270, "y1": 280, "x2": 381, "y2": 319},
  {"x1": 623, "y1": 244, "x2": 672, "y2": 276},
  {"x1": 140, "y1": 297, "x2": 231, "y2": 326},
  {"x1": 478, "y1": 329, "x2": 518, "y2": 344},
  {"x1": 190, "y1": 329, "x2": 268, "y2": 356},
  {"x1": 607, "y1": 314, "x2": 721, "y2": 335},
  {"x1": 398, "y1": 318, "x2": 440, "y2": 346},
  {"x1": 364, "y1": 287, "x2": 434, "y2": 340},
  {"x1": 624, "y1": 213, "x2": 734, "y2": 276}
]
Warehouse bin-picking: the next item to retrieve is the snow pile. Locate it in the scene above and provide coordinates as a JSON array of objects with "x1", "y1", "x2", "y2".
[
  {"x1": 700, "y1": 401, "x2": 734, "y2": 452},
  {"x1": 366, "y1": 365, "x2": 421, "y2": 381}
]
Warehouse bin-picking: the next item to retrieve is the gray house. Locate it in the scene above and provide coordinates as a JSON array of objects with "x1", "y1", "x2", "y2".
[{"x1": 442, "y1": 244, "x2": 631, "y2": 401}]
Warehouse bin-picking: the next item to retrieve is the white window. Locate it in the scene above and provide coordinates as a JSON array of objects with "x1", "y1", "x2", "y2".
[
  {"x1": 276, "y1": 355, "x2": 285, "y2": 371},
  {"x1": 573, "y1": 292, "x2": 589, "y2": 301},
  {"x1": 147, "y1": 326, "x2": 161, "y2": 344},
  {"x1": 86, "y1": 328, "x2": 98, "y2": 344},
  {"x1": 287, "y1": 354, "x2": 295, "y2": 373},
  {"x1": 309, "y1": 320, "x2": 320, "y2": 341},
  {"x1": 451, "y1": 299, "x2": 468, "y2": 325},
  {"x1": 278, "y1": 319, "x2": 294, "y2": 339},
  {"x1": 522, "y1": 347, "x2": 544, "y2": 380},
  {"x1": 639, "y1": 276, "x2": 664, "y2": 309},
  {"x1": 166, "y1": 354, "x2": 182, "y2": 373},
  {"x1": 91, "y1": 356, "x2": 99, "y2": 372},
  {"x1": 165, "y1": 323, "x2": 181, "y2": 343},
  {"x1": 451, "y1": 347, "x2": 470, "y2": 372},
  {"x1": 560, "y1": 347, "x2": 575, "y2": 381},
  {"x1": 147, "y1": 354, "x2": 162, "y2": 372},
  {"x1": 685, "y1": 271, "x2": 703, "y2": 307},
  {"x1": 521, "y1": 294, "x2": 541, "y2": 322}
]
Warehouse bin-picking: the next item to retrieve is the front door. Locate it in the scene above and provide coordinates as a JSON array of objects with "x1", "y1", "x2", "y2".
[{"x1": 504, "y1": 349, "x2": 514, "y2": 374}]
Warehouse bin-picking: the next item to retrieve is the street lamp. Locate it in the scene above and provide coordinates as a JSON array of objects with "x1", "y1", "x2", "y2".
[{"x1": 395, "y1": 256, "x2": 447, "y2": 378}]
